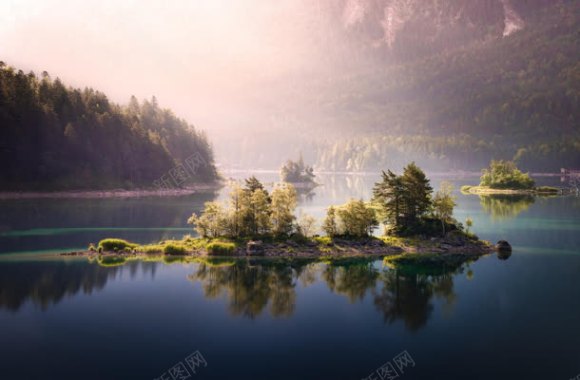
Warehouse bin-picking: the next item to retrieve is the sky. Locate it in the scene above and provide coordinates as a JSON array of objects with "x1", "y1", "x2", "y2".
[{"x1": 0, "y1": 0, "x2": 329, "y2": 133}]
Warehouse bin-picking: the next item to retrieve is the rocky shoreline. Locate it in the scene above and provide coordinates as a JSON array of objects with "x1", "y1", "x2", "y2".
[
  {"x1": 61, "y1": 232, "x2": 499, "y2": 266},
  {"x1": 461, "y1": 185, "x2": 567, "y2": 196},
  {"x1": 0, "y1": 183, "x2": 222, "y2": 200}
]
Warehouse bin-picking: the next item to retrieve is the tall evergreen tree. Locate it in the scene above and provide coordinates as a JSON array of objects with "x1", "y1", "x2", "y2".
[{"x1": 401, "y1": 162, "x2": 433, "y2": 224}]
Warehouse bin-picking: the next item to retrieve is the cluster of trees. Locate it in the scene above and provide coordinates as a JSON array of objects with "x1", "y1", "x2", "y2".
[
  {"x1": 280, "y1": 155, "x2": 316, "y2": 184},
  {"x1": 322, "y1": 200, "x2": 378, "y2": 238},
  {"x1": 0, "y1": 62, "x2": 217, "y2": 189},
  {"x1": 188, "y1": 177, "x2": 300, "y2": 239},
  {"x1": 480, "y1": 160, "x2": 535, "y2": 189},
  {"x1": 372, "y1": 163, "x2": 457, "y2": 236},
  {"x1": 191, "y1": 163, "x2": 460, "y2": 240}
]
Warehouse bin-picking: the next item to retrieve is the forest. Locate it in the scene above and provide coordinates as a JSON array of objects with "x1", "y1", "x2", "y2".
[
  {"x1": 0, "y1": 62, "x2": 217, "y2": 190},
  {"x1": 314, "y1": 1, "x2": 579, "y2": 172},
  {"x1": 216, "y1": 0, "x2": 579, "y2": 172}
]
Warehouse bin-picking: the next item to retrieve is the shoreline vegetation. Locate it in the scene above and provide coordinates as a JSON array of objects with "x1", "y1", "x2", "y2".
[
  {"x1": 461, "y1": 185, "x2": 566, "y2": 196},
  {"x1": 62, "y1": 163, "x2": 508, "y2": 270},
  {"x1": 461, "y1": 160, "x2": 569, "y2": 196},
  {"x1": 0, "y1": 182, "x2": 223, "y2": 200},
  {"x1": 62, "y1": 233, "x2": 496, "y2": 269}
]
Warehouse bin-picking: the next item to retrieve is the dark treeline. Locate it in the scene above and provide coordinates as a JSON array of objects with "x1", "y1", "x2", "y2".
[{"x1": 0, "y1": 62, "x2": 217, "y2": 190}]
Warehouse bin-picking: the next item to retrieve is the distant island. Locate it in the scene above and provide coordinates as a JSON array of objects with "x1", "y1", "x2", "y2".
[
  {"x1": 65, "y1": 163, "x2": 507, "y2": 270},
  {"x1": 462, "y1": 160, "x2": 567, "y2": 195},
  {"x1": 279, "y1": 155, "x2": 317, "y2": 188}
]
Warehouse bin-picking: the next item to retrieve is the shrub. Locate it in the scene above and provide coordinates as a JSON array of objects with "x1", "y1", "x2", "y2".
[
  {"x1": 163, "y1": 243, "x2": 187, "y2": 255},
  {"x1": 139, "y1": 244, "x2": 163, "y2": 254},
  {"x1": 535, "y1": 186, "x2": 559, "y2": 194},
  {"x1": 88, "y1": 243, "x2": 96, "y2": 252},
  {"x1": 314, "y1": 236, "x2": 333, "y2": 246},
  {"x1": 206, "y1": 241, "x2": 236, "y2": 255},
  {"x1": 460, "y1": 185, "x2": 472, "y2": 193},
  {"x1": 98, "y1": 238, "x2": 137, "y2": 252},
  {"x1": 480, "y1": 160, "x2": 535, "y2": 189}
]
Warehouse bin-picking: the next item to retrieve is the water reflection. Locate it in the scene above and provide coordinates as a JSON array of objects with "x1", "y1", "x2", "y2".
[
  {"x1": 0, "y1": 258, "x2": 462, "y2": 332},
  {"x1": 0, "y1": 260, "x2": 155, "y2": 311},
  {"x1": 322, "y1": 261, "x2": 379, "y2": 302},
  {"x1": 187, "y1": 258, "x2": 460, "y2": 329},
  {"x1": 479, "y1": 194, "x2": 535, "y2": 219},
  {"x1": 187, "y1": 260, "x2": 297, "y2": 318},
  {"x1": 373, "y1": 270, "x2": 457, "y2": 331}
]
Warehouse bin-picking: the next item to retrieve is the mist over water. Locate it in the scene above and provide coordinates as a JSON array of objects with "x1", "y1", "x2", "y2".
[{"x1": 3, "y1": 0, "x2": 568, "y2": 172}]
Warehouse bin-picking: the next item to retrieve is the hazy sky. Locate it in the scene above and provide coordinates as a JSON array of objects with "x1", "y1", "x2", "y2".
[{"x1": 0, "y1": 0, "x2": 327, "y2": 132}]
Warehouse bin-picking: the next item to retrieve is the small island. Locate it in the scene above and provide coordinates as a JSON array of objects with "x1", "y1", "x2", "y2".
[
  {"x1": 279, "y1": 155, "x2": 317, "y2": 189},
  {"x1": 461, "y1": 160, "x2": 565, "y2": 195},
  {"x1": 65, "y1": 163, "x2": 506, "y2": 269}
]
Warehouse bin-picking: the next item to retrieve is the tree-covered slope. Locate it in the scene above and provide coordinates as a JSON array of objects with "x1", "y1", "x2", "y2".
[
  {"x1": 214, "y1": 0, "x2": 578, "y2": 173},
  {"x1": 0, "y1": 63, "x2": 217, "y2": 190},
  {"x1": 313, "y1": 0, "x2": 579, "y2": 172}
]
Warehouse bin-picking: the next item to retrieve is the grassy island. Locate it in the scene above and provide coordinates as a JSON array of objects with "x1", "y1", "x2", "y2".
[
  {"x1": 66, "y1": 163, "x2": 500, "y2": 269},
  {"x1": 461, "y1": 160, "x2": 565, "y2": 195}
]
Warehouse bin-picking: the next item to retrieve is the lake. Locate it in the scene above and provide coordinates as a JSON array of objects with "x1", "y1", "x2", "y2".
[{"x1": 1, "y1": 173, "x2": 579, "y2": 380}]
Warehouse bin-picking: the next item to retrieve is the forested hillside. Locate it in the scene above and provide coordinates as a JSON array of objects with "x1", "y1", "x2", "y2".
[
  {"x1": 215, "y1": 0, "x2": 579, "y2": 172},
  {"x1": 313, "y1": 0, "x2": 579, "y2": 172},
  {"x1": 0, "y1": 63, "x2": 217, "y2": 189}
]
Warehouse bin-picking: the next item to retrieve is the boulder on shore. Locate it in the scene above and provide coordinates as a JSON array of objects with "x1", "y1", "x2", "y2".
[
  {"x1": 495, "y1": 240, "x2": 512, "y2": 252},
  {"x1": 246, "y1": 241, "x2": 265, "y2": 256}
]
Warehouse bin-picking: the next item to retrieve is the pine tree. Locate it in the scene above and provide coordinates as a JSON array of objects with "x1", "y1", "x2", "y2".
[
  {"x1": 401, "y1": 162, "x2": 433, "y2": 224},
  {"x1": 373, "y1": 170, "x2": 406, "y2": 228}
]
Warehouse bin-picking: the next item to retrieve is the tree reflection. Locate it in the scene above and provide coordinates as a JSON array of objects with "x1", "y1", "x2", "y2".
[
  {"x1": 188, "y1": 258, "x2": 460, "y2": 330},
  {"x1": 373, "y1": 270, "x2": 458, "y2": 331},
  {"x1": 188, "y1": 260, "x2": 297, "y2": 318},
  {"x1": 322, "y1": 261, "x2": 379, "y2": 302},
  {"x1": 480, "y1": 194, "x2": 535, "y2": 219},
  {"x1": 0, "y1": 260, "x2": 157, "y2": 311},
  {"x1": 0, "y1": 256, "x2": 461, "y2": 331}
]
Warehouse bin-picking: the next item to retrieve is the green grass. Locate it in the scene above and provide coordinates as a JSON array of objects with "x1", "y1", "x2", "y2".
[
  {"x1": 98, "y1": 238, "x2": 137, "y2": 252},
  {"x1": 138, "y1": 244, "x2": 164, "y2": 254},
  {"x1": 206, "y1": 241, "x2": 237, "y2": 255},
  {"x1": 535, "y1": 186, "x2": 560, "y2": 194},
  {"x1": 313, "y1": 236, "x2": 333, "y2": 246},
  {"x1": 163, "y1": 243, "x2": 187, "y2": 255}
]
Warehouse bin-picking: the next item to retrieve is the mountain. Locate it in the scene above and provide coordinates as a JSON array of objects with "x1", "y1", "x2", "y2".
[
  {"x1": 0, "y1": 63, "x2": 218, "y2": 190},
  {"x1": 215, "y1": 0, "x2": 579, "y2": 172}
]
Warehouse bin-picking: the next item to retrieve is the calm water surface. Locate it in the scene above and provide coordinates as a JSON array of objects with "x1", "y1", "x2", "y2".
[{"x1": 0, "y1": 174, "x2": 579, "y2": 380}]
